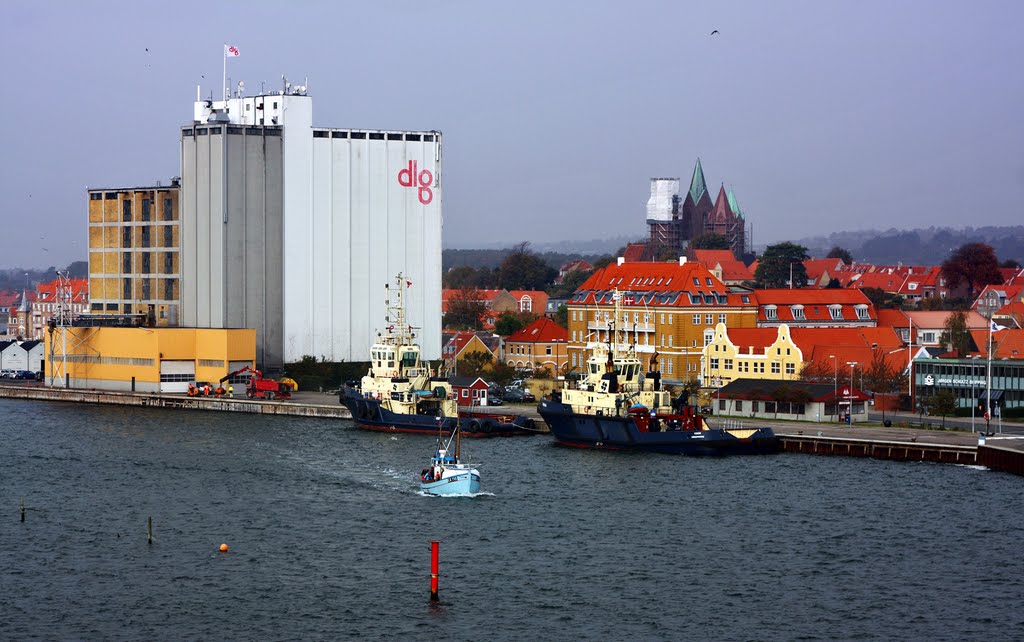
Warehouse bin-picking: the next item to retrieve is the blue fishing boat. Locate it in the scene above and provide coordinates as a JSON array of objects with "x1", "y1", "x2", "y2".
[{"x1": 420, "y1": 421, "x2": 480, "y2": 495}]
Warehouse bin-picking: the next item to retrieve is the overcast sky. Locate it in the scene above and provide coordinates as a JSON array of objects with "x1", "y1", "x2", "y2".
[{"x1": 1, "y1": 0, "x2": 1022, "y2": 268}]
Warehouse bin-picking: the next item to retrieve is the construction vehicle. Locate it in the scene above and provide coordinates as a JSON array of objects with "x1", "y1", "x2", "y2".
[{"x1": 220, "y1": 366, "x2": 294, "y2": 400}]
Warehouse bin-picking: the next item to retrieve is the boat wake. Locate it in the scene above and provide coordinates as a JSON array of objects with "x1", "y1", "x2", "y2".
[
  {"x1": 417, "y1": 490, "x2": 494, "y2": 498},
  {"x1": 954, "y1": 464, "x2": 990, "y2": 471}
]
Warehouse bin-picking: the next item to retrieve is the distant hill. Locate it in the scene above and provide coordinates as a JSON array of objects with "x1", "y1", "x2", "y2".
[{"x1": 793, "y1": 226, "x2": 1024, "y2": 265}]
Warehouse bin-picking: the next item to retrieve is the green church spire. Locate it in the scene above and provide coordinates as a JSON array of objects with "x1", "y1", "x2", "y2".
[
  {"x1": 688, "y1": 158, "x2": 707, "y2": 203},
  {"x1": 727, "y1": 188, "x2": 742, "y2": 218}
]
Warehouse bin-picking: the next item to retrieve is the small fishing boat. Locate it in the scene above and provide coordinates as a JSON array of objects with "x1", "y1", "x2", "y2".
[{"x1": 420, "y1": 420, "x2": 481, "y2": 495}]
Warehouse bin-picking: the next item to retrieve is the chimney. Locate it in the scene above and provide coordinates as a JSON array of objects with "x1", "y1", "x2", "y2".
[
  {"x1": 679, "y1": 257, "x2": 687, "y2": 266},
  {"x1": 617, "y1": 257, "x2": 625, "y2": 266}
]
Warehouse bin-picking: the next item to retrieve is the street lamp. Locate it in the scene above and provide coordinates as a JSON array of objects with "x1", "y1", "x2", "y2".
[{"x1": 846, "y1": 361, "x2": 858, "y2": 425}]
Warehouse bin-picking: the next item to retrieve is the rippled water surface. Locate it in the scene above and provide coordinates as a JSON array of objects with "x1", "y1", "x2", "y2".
[{"x1": 2, "y1": 399, "x2": 1023, "y2": 640}]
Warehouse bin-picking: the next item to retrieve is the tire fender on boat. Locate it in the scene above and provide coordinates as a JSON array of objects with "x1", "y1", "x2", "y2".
[
  {"x1": 468, "y1": 419, "x2": 482, "y2": 434},
  {"x1": 481, "y1": 419, "x2": 495, "y2": 433}
]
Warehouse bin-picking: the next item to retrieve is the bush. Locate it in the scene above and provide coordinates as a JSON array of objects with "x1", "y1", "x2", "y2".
[{"x1": 283, "y1": 356, "x2": 371, "y2": 391}]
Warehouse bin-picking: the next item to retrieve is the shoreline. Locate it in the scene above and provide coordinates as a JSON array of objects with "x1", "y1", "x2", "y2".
[{"x1": 3, "y1": 383, "x2": 1022, "y2": 476}]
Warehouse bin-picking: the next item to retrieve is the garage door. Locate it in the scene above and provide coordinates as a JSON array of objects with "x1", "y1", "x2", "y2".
[
  {"x1": 225, "y1": 361, "x2": 254, "y2": 384},
  {"x1": 160, "y1": 360, "x2": 196, "y2": 394}
]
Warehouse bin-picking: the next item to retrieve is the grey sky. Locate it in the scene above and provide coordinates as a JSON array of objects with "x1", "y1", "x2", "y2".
[{"x1": 2, "y1": 0, "x2": 1022, "y2": 268}]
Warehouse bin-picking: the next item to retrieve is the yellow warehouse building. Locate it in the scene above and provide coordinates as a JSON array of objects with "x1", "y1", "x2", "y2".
[{"x1": 44, "y1": 326, "x2": 255, "y2": 394}]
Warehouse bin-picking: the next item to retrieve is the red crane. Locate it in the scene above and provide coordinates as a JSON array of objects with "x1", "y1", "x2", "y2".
[{"x1": 220, "y1": 366, "x2": 294, "y2": 400}]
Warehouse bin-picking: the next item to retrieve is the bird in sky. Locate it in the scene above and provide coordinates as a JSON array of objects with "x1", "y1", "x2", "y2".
[{"x1": 710, "y1": 29, "x2": 719, "y2": 35}]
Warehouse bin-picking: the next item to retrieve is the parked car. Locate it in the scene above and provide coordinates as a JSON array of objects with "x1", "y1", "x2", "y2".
[
  {"x1": 15, "y1": 370, "x2": 37, "y2": 380},
  {"x1": 502, "y1": 387, "x2": 535, "y2": 403},
  {"x1": 0, "y1": 369, "x2": 17, "y2": 379}
]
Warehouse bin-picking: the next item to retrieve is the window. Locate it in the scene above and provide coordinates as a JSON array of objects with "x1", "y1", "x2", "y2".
[
  {"x1": 724, "y1": 359, "x2": 733, "y2": 370},
  {"x1": 771, "y1": 361, "x2": 780, "y2": 374},
  {"x1": 736, "y1": 400, "x2": 743, "y2": 411},
  {"x1": 785, "y1": 363, "x2": 795, "y2": 376},
  {"x1": 90, "y1": 193, "x2": 101, "y2": 201},
  {"x1": 141, "y1": 279, "x2": 151, "y2": 299},
  {"x1": 572, "y1": 311, "x2": 577, "y2": 321},
  {"x1": 703, "y1": 329, "x2": 714, "y2": 346},
  {"x1": 122, "y1": 199, "x2": 132, "y2": 221},
  {"x1": 710, "y1": 358, "x2": 719, "y2": 370},
  {"x1": 829, "y1": 305, "x2": 843, "y2": 320},
  {"x1": 856, "y1": 305, "x2": 869, "y2": 320},
  {"x1": 546, "y1": 346, "x2": 552, "y2": 355},
  {"x1": 122, "y1": 278, "x2": 132, "y2": 299},
  {"x1": 705, "y1": 313, "x2": 713, "y2": 324},
  {"x1": 122, "y1": 227, "x2": 132, "y2": 248},
  {"x1": 163, "y1": 226, "x2": 173, "y2": 247},
  {"x1": 163, "y1": 198, "x2": 173, "y2": 221},
  {"x1": 719, "y1": 399, "x2": 726, "y2": 411},
  {"x1": 752, "y1": 401, "x2": 759, "y2": 412},
  {"x1": 718, "y1": 313, "x2": 726, "y2": 324},
  {"x1": 693, "y1": 277, "x2": 700, "y2": 286},
  {"x1": 141, "y1": 198, "x2": 151, "y2": 221},
  {"x1": 755, "y1": 362, "x2": 765, "y2": 374},
  {"x1": 141, "y1": 253, "x2": 151, "y2": 274},
  {"x1": 164, "y1": 278, "x2": 175, "y2": 300},
  {"x1": 164, "y1": 252, "x2": 173, "y2": 273},
  {"x1": 791, "y1": 306, "x2": 806, "y2": 320},
  {"x1": 461, "y1": 389, "x2": 468, "y2": 398},
  {"x1": 141, "y1": 226, "x2": 150, "y2": 247},
  {"x1": 693, "y1": 314, "x2": 700, "y2": 325},
  {"x1": 706, "y1": 277, "x2": 713, "y2": 286},
  {"x1": 765, "y1": 306, "x2": 777, "y2": 320},
  {"x1": 122, "y1": 253, "x2": 132, "y2": 272}
]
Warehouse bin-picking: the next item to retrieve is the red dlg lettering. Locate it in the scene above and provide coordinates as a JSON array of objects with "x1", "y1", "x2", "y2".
[
  {"x1": 397, "y1": 161, "x2": 433, "y2": 205},
  {"x1": 418, "y1": 169, "x2": 433, "y2": 205}
]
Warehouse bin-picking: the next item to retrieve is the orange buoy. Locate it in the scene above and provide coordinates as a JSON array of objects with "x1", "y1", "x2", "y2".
[{"x1": 219, "y1": 543, "x2": 229, "y2": 552}]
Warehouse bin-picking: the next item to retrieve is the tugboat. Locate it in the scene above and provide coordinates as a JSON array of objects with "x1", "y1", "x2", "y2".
[
  {"x1": 340, "y1": 274, "x2": 535, "y2": 436},
  {"x1": 420, "y1": 419, "x2": 481, "y2": 495},
  {"x1": 538, "y1": 291, "x2": 778, "y2": 455}
]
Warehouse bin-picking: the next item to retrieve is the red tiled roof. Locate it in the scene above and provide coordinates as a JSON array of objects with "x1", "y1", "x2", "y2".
[
  {"x1": 803, "y1": 258, "x2": 844, "y2": 280},
  {"x1": 571, "y1": 261, "x2": 755, "y2": 309},
  {"x1": 754, "y1": 288, "x2": 875, "y2": 323},
  {"x1": 692, "y1": 249, "x2": 736, "y2": 264},
  {"x1": 876, "y1": 309, "x2": 910, "y2": 329},
  {"x1": 790, "y1": 326, "x2": 906, "y2": 372},
  {"x1": 722, "y1": 328, "x2": 782, "y2": 354},
  {"x1": 847, "y1": 272, "x2": 905, "y2": 292},
  {"x1": 904, "y1": 310, "x2": 988, "y2": 330},
  {"x1": 622, "y1": 243, "x2": 648, "y2": 262},
  {"x1": 505, "y1": 317, "x2": 568, "y2": 344},
  {"x1": 36, "y1": 278, "x2": 89, "y2": 302},
  {"x1": 967, "y1": 329, "x2": 1024, "y2": 359}
]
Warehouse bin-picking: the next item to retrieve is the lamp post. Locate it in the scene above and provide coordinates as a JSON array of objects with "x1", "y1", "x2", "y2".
[
  {"x1": 830, "y1": 354, "x2": 837, "y2": 422},
  {"x1": 846, "y1": 361, "x2": 858, "y2": 425}
]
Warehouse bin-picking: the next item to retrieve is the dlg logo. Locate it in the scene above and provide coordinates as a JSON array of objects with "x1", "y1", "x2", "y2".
[{"x1": 398, "y1": 161, "x2": 433, "y2": 205}]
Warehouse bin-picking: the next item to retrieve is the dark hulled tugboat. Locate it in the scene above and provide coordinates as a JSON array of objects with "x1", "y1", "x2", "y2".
[
  {"x1": 538, "y1": 291, "x2": 778, "y2": 455},
  {"x1": 340, "y1": 274, "x2": 534, "y2": 437}
]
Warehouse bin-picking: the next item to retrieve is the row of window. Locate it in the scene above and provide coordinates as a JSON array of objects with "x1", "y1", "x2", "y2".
[
  {"x1": 121, "y1": 278, "x2": 177, "y2": 301},
  {"x1": 507, "y1": 345, "x2": 553, "y2": 355},
  {"x1": 764, "y1": 304, "x2": 869, "y2": 321},
  {"x1": 709, "y1": 358, "x2": 796, "y2": 376},
  {"x1": 120, "y1": 226, "x2": 176, "y2": 249},
  {"x1": 571, "y1": 310, "x2": 731, "y2": 326}
]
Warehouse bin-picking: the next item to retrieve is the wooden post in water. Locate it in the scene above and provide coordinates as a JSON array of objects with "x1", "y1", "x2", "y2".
[
  {"x1": 148, "y1": 516, "x2": 153, "y2": 544},
  {"x1": 21, "y1": 497, "x2": 25, "y2": 522},
  {"x1": 430, "y1": 540, "x2": 440, "y2": 602}
]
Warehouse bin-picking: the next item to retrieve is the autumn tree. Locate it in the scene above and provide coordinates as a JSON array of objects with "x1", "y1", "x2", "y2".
[
  {"x1": 553, "y1": 303, "x2": 568, "y2": 328},
  {"x1": 498, "y1": 243, "x2": 558, "y2": 290},
  {"x1": 826, "y1": 246, "x2": 853, "y2": 264},
  {"x1": 444, "y1": 265, "x2": 498, "y2": 289},
  {"x1": 939, "y1": 310, "x2": 972, "y2": 354},
  {"x1": 862, "y1": 349, "x2": 907, "y2": 396},
  {"x1": 798, "y1": 359, "x2": 835, "y2": 384},
  {"x1": 754, "y1": 242, "x2": 810, "y2": 288},
  {"x1": 941, "y1": 242, "x2": 1003, "y2": 300},
  {"x1": 444, "y1": 287, "x2": 487, "y2": 329}
]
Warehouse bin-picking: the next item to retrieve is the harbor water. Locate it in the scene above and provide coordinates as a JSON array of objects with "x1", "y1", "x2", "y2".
[{"x1": 2, "y1": 399, "x2": 1023, "y2": 640}]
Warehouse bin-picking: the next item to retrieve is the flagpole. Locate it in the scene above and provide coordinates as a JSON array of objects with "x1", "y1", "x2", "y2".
[
  {"x1": 986, "y1": 316, "x2": 993, "y2": 433},
  {"x1": 222, "y1": 44, "x2": 227, "y2": 101}
]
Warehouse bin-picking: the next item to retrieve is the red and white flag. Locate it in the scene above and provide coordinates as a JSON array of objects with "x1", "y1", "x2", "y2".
[{"x1": 224, "y1": 44, "x2": 240, "y2": 58}]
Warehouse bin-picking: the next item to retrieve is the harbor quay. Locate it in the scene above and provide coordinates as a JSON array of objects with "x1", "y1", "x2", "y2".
[{"x1": 3, "y1": 382, "x2": 1023, "y2": 476}]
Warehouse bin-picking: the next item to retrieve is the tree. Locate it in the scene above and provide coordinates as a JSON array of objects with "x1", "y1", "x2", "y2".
[
  {"x1": 553, "y1": 303, "x2": 568, "y2": 328},
  {"x1": 939, "y1": 310, "x2": 972, "y2": 354},
  {"x1": 494, "y1": 311, "x2": 537, "y2": 337},
  {"x1": 457, "y1": 351, "x2": 493, "y2": 379},
  {"x1": 497, "y1": 243, "x2": 558, "y2": 290},
  {"x1": 1000, "y1": 258, "x2": 1022, "y2": 269},
  {"x1": 691, "y1": 233, "x2": 731, "y2": 250},
  {"x1": 862, "y1": 349, "x2": 906, "y2": 397},
  {"x1": 444, "y1": 287, "x2": 487, "y2": 330},
  {"x1": 941, "y1": 242, "x2": 1003, "y2": 301},
  {"x1": 930, "y1": 390, "x2": 958, "y2": 429},
  {"x1": 547, "y1": 268, "x2": 591, "y2": 299},
  {"x1": 826, "y1": 246, "x2": 853, "y2": 265},
  {"x1": 754, "y1": 242, "x2": 810, "y2": 288},
  {"x1": 798, "y1": 359, "x2": 834, "y2": 384}
]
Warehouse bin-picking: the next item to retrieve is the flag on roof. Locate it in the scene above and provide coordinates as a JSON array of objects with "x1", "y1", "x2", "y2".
[{"x1": 225, "y1": 44, "x2": 240, "y2": 58}]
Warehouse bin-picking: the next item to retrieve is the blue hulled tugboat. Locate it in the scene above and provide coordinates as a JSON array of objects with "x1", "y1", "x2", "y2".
[
  {"x1": 538, "y1": 291, "x2": 778, "y2": 455},
  {"x1": 340, "y1": 274, "x2": 535, "y2": 437}
]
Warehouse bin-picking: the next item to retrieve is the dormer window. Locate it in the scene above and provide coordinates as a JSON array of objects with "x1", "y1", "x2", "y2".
[
  {"x1": 693, "y1": 277, "x2": 700, "y2": 286},
  {"x1": 908, "y1": 282, "x2": 918, "y2": 291},
  {"x1": 765, "y1": 305, "x2": 778, "y2": 320},
  {"x1": 829, "y1": 305, "x2": 843, "y2": 320},
  {"x1": 855, "y1": 305, "x2": 869, "y2": 320},
  {"x1": 791, "y1": 305, "x2": 806, "y2": 320}
]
